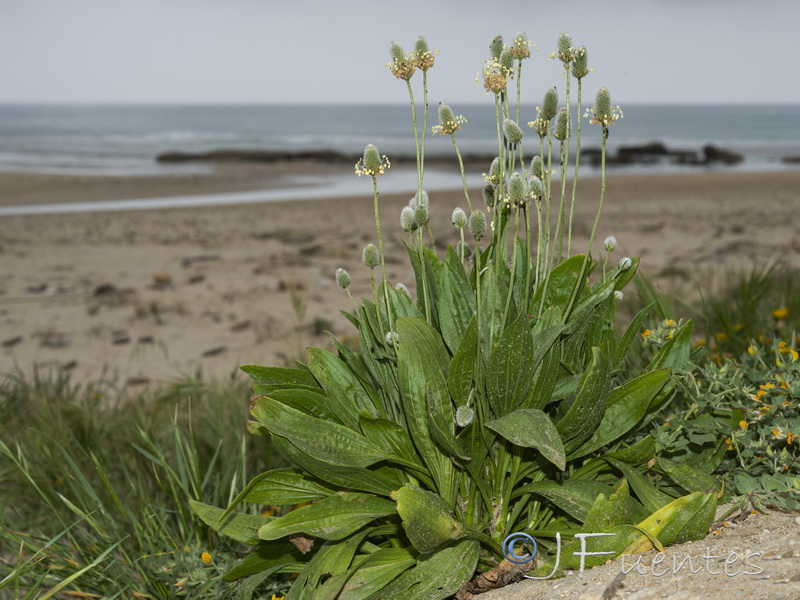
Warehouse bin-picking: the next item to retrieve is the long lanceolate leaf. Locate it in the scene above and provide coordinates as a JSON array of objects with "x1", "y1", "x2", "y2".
[
  {"x1": 251, "y1": 397, "x2": 389, "y2": 468},
  {"x1": 257, "y1": 492, "x2": 397, "y2": 541},
  {"x1": 555, "y1": 347, "x2": 611, "y2": 453},
  {"x1": 395, "y1": 317, "x2": 457, "y2": 507}
]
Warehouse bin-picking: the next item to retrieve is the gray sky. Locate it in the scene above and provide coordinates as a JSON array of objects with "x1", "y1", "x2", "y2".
[{"x1": 2, "y1": 0, "x2": 798, "y2": 105}]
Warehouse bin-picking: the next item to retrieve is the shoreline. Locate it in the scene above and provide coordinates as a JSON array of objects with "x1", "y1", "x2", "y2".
[{"x1": 1, "y1": 168, "x2": 799, "y2": 385}]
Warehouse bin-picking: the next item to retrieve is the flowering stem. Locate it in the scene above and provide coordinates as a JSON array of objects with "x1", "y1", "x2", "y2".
[
  {"x1": 515, "y1": 60, "x2": 523, "y2": 125},
  {"x1": 406, "y1": 80, "x2": 423, "y2": 204},
  {"x1": 567, "y1": 124, "x2": 607, "y2": 316},
  {"x1": 554, "y1": 138, "x2": 568, "y2": 268},
  {"x1": 543, "y1": 127, "x2": 553, "y2": 280},
  {"x1": 501, "y1": 208, "x2": 520, "y2": 328},
  {"x1": 450, "y1": 134, "x2": 473, "y2": 213},
  {"x1": 473, "y1": 236, "x2": 483, "y2": 385},
  {"x1": 567, "y1": 78, "x2": 583, "y2": 257},
  {"x1": 372, "y1": 175, "x2": 395, "y2": 340},
  {"x1": 556, "y1": 63, "x2": 571, "y2": 265}
]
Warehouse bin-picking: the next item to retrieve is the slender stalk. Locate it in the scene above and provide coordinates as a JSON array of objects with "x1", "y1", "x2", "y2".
[
  {"x1": 501, "y1": 208, "x2": 520, "y2": 328},
  {"x1": 473, "y1": 237, "x2": 483, "y2": 384},
  {"x1": 451, "y1": 134, "x2": 473, "y2": 213},
  {"x1": 406, "y1": 80, "x2": 422, "y2": 204},
  {"x1": 556, "y1": 63, "x2": 571, "y2": 263},
  {"x1": 372, "y1": 175, "x2": 395, "y2": 339},
  {"x1": 515, "y1": 60, "x2": 523, "y2": 125},
  {"x1": 567, "y1": 78, "x2": 583, "y2": 257},
  {"x1": 542, "y1": 127, "x2": 553, "y2": 280},
  {"x1": 421, "y1": 71, "x2": 429, "y2": 196},
  {"x1": 554, "y1": 137, "x2": 568, "y2": 268},
  {"x1": 566, "y1": 124, "x2": 608, "y2": 315}
]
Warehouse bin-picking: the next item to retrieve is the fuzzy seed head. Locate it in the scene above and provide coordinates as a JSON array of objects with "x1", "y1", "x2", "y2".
[
  {"x1": 412, "y1": 36, "x2": 435, "y2": 70},
  {"x1": 389, "y1": 41, "x2": 405, "y2": 62},
  {"x1": 414, "y1": 203, "x2": 429, "y2": 226},
  {"x1": 481, "y1": 59, "x2": 508, "y2": 93},
  {"x1": 554, "y1": 107, "x2": 570, "y2": 141},
  {"x1": 528, "y1": 175, "x2": 543, "y2": 198},
  {"x1": 451, "y1": 207, "x2": 467, "y2": 229},
  {"x1": 499, "y1": 49, "x2": 514, "y2": 74},
  {"x1": 482, "y1": 183, "x2": 496, "y2": 207},
  {"x1": 614, "y1": 290, "x2": 624, "y2": 302},
  {"x1": 484, "y1": 156, "x2": 502, "y2": 185},
  {"x1": 388, "y1": 41, "x2": 415, "y2": 80},
  {"x1": 557, "y1": 32, "x2": 573, "y2": 63},
  {"x1": 335, "y1": 267, "x2": 351, "y2": 289},
  {"x1": 603, "y1": 235, "x2": 617, "y2": 252},
  {"x1": 503, "y1": 118, "x2": 523, "y2": 144},
  {"x1": 418, "y1": 189, "x2": 429, "y2": 207},
  {"x1": 489, "y1": 35, "x2": 504, "y2": 60},
  {"x1": 456, "y1": 405, "x2": 474, "y2": 427},
  {"x1": 595, "y1": 88, "x2": 611, "y2": 122},
  {"x1": 531, "y1": 155, "x2": 544, "y2": 179},
  {"x1": 508, "y1": 172, "x2": 526, "y2": 207},
  {"x1": 469, "y1": 209, "x2": 487, "y2": 239},
  {"x1": 385, "y1": 331, "x2": 399, "y2": 347},
  {"x1": 510, "y1": 31, "x2": 532, "y2": 60},
  {"x1": 355, "y1": 144, "x2": 390, "y2": 177},
  {"x1": 434, "y1": 103, "x2": 466, "y2": 136},
  {"x1": 541, "y1": 87, "x2": 558, "y2": 121},
  {"x1": 573, "y1": 46, "x2": 589, "y2": 79},
  {"x1": 619, "y1": 257, "x2": 632, "y2": 271},
  {"x1": 363, "y1": 144, "x2": 381, "y2": 173},
  {"x1": 362, "y1": 243, "x2": 379, "y2": 269},
  {"x1": 586, "y1": 88, "x2": 623, "y2": 127},
  {"x1": 400, "y1": 205, "x2": 417, "y2": 232}
]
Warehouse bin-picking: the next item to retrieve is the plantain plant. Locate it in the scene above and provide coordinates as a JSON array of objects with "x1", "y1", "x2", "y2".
[{"x1": 192, "y1": 33, "x2": 719, "y2": 599}]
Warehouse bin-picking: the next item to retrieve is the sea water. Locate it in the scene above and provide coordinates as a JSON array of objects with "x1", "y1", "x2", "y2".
[
  {"x1": 1, "y1": 103, "x2": 798, "y2": 175},
  {"x1": 0, "y1": 103, "x2": 798, "y2": 215}
]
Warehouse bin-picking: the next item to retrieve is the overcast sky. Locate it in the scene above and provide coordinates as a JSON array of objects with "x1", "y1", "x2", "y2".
[{"x1": 2, "y1": 0, "x2": 799, "y2": 105}]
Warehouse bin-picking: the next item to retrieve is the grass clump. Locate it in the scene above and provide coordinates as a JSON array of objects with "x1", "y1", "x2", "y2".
[{"x1": 0, "y1": 367, "x2": 287, "y2": 599}]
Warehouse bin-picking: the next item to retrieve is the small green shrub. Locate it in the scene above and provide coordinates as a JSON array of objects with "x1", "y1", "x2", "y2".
[{"x1": 654, "y1": 339, "x2": 800, "y2": 511}]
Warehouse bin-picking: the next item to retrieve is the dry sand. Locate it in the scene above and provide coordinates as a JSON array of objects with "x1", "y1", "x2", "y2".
[
  {"x1": 1, "y1": 166, "x2": 800, "y2": 598},
  {"x1": 1, "y1": 167, "x2": 799, "y2": 385}
]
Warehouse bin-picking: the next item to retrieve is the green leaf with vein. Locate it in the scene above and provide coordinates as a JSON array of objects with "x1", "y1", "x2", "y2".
[
  {"x1": 224, "y1": 468, "x2": 336, "y2": 517},
  {"x1": 570, "y1": 368, "x2": 671, "y2": 458},
  {"x1": 374, "y1": 539, "x2": 480, "y2": 600},
  {"x1": 258, "y1": 492, "x2": 396, "y2": 541},
  {"x1": 251, "y1": 396, "x2": 389, "y2": 468},
  {"x1": 307, "y1": 347, "x2": 380, "y2": 429},
  {"x1": 486, "y1": 409, "x2": 566, "y2": 471},
  {"x1": 190, "y1": 499, "x2": 274, "y2": 545}
]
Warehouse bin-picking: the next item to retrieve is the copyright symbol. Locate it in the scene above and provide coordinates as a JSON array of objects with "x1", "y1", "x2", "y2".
[{"x1": 502, "y1": 532, "x2": 537, "y2": 565}]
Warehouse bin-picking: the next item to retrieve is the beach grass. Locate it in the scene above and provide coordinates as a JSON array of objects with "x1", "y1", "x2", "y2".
[{"x1": 0, "y1": 368, "x2": 289, "y2": 599}]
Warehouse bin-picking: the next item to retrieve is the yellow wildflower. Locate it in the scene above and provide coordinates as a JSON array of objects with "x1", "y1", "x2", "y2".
[
  {"x1": 739, "y1": 420, "x2": 749, "y2": 430},
  {"x1": 773, "y1": 307, "x2": 789, "y2": 319},
  {"x1": 788, "y1": 432, "x2": 798, "y2": 445},
  {"x1": 271, "y1": 595, "x2": 286, "y2": 600},
  {"x1": 716, "y1": 332, "x2": 729, "y2": 341},
  {"x1": 201, "y1": 551, "x2": 212, "y2": 564},
  {"x1": 748, "y1": 344, "x2": 758, "y2": 355}
]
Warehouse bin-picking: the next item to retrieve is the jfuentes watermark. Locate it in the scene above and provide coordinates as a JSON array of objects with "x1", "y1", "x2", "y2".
[{"x1": 502, "y1": 531, "x2": 764, "y2": 579}]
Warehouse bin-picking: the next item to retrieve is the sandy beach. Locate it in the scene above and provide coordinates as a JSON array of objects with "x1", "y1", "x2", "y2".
[{"x1": 1, "y1": 166, "x2": 799, "y2": 386}]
